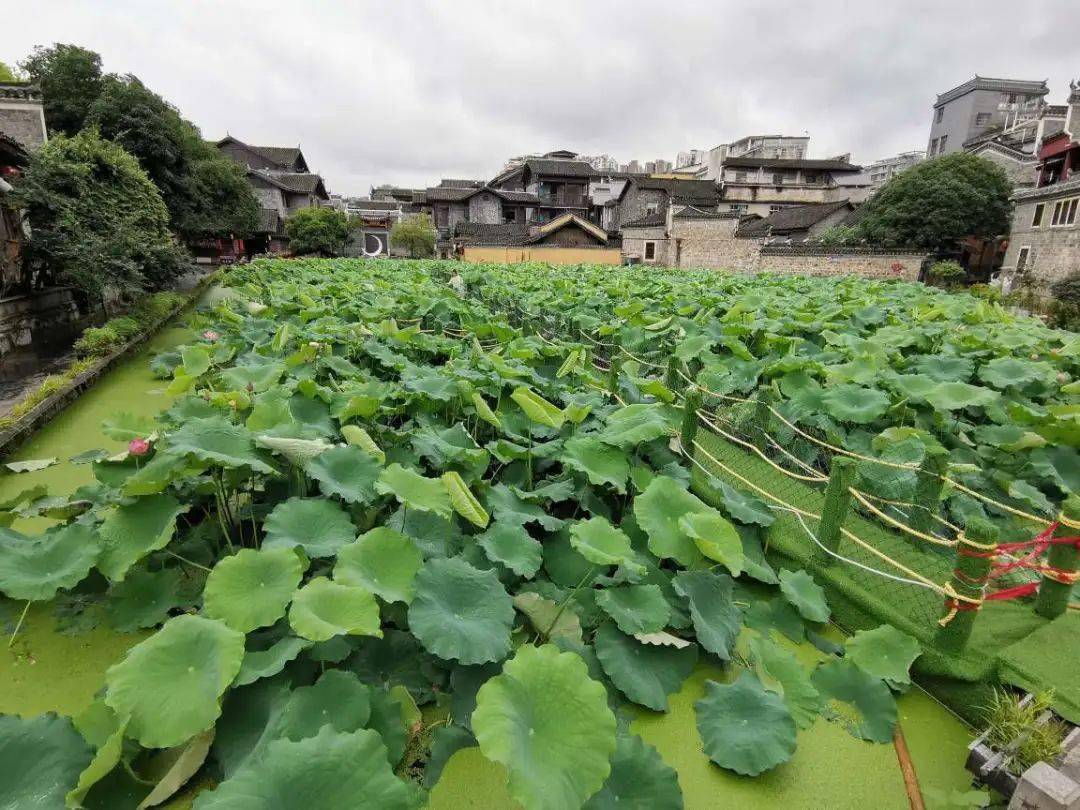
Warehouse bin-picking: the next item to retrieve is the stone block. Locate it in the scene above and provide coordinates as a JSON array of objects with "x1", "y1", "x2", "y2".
[{"x1": 1007, "y1": 762, "x2": 1080, "y2": 810}]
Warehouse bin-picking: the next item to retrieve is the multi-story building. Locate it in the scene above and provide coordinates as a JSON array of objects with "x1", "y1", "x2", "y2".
[
  {"x1": 999, "y1": 80, "x2": 1080, "y2": 293},
  {"x1": 866, "y1": 150, "x2": 924, "y2": 192},
  {"x1": 677, "y1": 135, "x2": 811, "y2": 180},
  {"x1": 717, "y1": 155, "x2": 869, "y2": 218},
  {"x1": 0, "y1": 82, "x2": 47, "y2": 151},
  {"x1": 927, "y1": 76, "x2": 1050, "y2": 158},
  {"x1": 489, "y1": 151, "x2": 595, "y2": 224},
  {"x1": 582, "y1": 154, "x2": 620, "y2": 172}
]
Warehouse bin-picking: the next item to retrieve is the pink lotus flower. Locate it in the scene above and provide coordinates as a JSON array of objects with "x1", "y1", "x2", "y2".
[
  {"x1": 128, "y1": 437, "x2": 151, "y2": 457},
  {"x1": 203, "y1": 330, "x2": 220, "y2": 341}
]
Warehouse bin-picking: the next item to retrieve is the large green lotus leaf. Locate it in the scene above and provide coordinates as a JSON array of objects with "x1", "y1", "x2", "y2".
[
  {"x1": 510, "y1": 386, "x2": 565, "y2": 429},
  {"x1": 486, "y1": 483, "x2": 565, "y2": 531},
  {"x1": 192, "y1": 726, "x2": 415, "y2": 810},
  {"x1": 473, "y1": 644, "x2": 616, "y2": 810},
  {"x1": 778, "y1": 568, "x2": 830, "y2": 623},
  {"x1": 583, "y1": 734, "x2": 683, "y2": 810},
  {"x1": 594, "y1": 622, "x2": 697, "y2": 711},
  {"x1": 425, "y1": 725, "x2": 478, "y2": 789},
  {"x1": 709, "y1": 478, "x2": 775, "y2": 527},
  {"x1": 671, "y1": 570, "x2": 741, "y2": 660},
  {"x1": 695, "y1": 672, "x2": 797, "y2": 776},
  {"x1": 821, "y1": 384, "x2": 890, "y2": 424},
  {"x1": 272, "y1": 670, "x2": 372, "y2": 742},
  {"x1": 181, "y1": 345, "x2": 212, "y2": 377},
  {"x1": 288, "y1": 577, "x2": 382, "y2": 642},
  {"x1": 346, "y1": 629, "x2": 445, "y2": 701},
  {"x1": 105, "y1": 614, "x2": 244, "y2": 749},
  {"x1": 560, "y1": 436, "x2": 630, "y2": 493},
  {"x1": 262, "y1": 497, "x2": 356, "y2": 558},
  {"x1": 1007, "y1": 479, "x2": 1055, "y2": 516},
  {"x1": 512, "y1": 592, "x2": 583, "y2": 643},
  {"x1": 478, "y1": 522, "x2": 543, "y2": 578},
  {"x1": 105, "y1": 567, "x2": 182, "y2": 631},
  {"x1": 235, "y1": 636, "x2": 312, "y2": 687},
  {"x1": 0, "y1": 713, "x2": 92, "y2": 810},
  {"x1": 594, "y1": 585, "x2": 670, "y2": 635},
  {"x1": 204, "y1": 548, "x2": 305, "y2": 633},
  {"x1": 923, "y1": 381, "x2": 999, "y2": 412},
  {"x1": 744, "y1": 597, "x2": 806, "y2": 642},
  {"x1": 411, "y1": 423, "x2": 489, "y2": 479},
  {"x1": 408, "y1": 557, "x2": 514, "y2": 664},
  {"x1": 598, "y1": 404, "x2": 672, "y2": 448},
  {"x1": 569, "y1": 517, "x2": 644, "y2": 574},
  {"x1": 167, "y1": 416, "x2": 274, "y2": 472},
  {"x1": 67, "y1": 699, "x2": 127, "y2": 808},
  {"x1": 0, "y1": 523, "x2": 99, "y2": 601},
  {"x1": 402, "y1": 366, "x2": 459, "y2": 402},
  {"x1": 304, "y1": 445, "x2": 381, "y2": 504},
  {"x1": 749, "y1": 635, "x2": 822, "y2": 729},
  {"x1": 633, "y1": 476, "x2": 707, "y2": 567},
  {"x1": 218, "y1": 359, "x2": 286, "y2": 394},
  {"x1": 811, "y1": 659, "x2": 897, "y2": 743},
  {"x1": 978, "y1": 356, "x2": 1054, "y2": 390},
  {"x1": 97, "y1": 494, "x2": 185, "y2": 583},
  {"x1": 334, "y1": 528, "x2": 423, "y2": 604},
  {"x1": 255, "y1": 434, "x2": 332, "y2": 465},
  {"x1": 101, "y1": 412, "x2": 157, "y2": 442},
  {"x1": 844, "y1": 625, "x2": 921, "y2": 685},
  {"x1": 376, "y1": 463, "x2": 452, "y2": 518},
  {"x1": 678, "y1": 512, "x2": 743, "y2": 576},
  {"x1": 912, "y1": 354, "x2": 974, "y2": 383}
]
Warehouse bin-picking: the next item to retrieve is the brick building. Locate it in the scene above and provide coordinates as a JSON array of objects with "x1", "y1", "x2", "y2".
[
  {"x1": 615, "y1": 177, "x2": 720, "y2": 228},
  {"x1": 718, "y1": 156, "x2": 869, "y2": 217}
]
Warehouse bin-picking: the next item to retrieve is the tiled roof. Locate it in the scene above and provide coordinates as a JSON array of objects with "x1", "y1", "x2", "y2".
[
  {"x1": 764, "y1": 201, "x2": 853, "y2": 233},
  {"x1": 262, "y1": 172, "x2": 324, "y2": 194},
  {"x1": 621, "y1": 212, "x2": 666, "y2": 228},
  {"x1": 735, "y1": 216, "x2": 770, "y2": 237},
  {"x1": 935, "y1": 76, "x2": 1048, "y2": 107},
  {"x1": 454, "y1": 222, "x2": 532, "y2": 246},
  {"x1": 420, "y1": 185, "x2": 541, "y2": 205},
  {"x1": 523, "y1": 158, "x2": 596, "y2": 178},
  {"x1": 673, "y1": 206, "x2": 730, "y2": 219},
  {"x1": 255, "y1": 208, "x2": 281, "y2": 234},
  {"x1": 722, "y1": 156, "x2": 863, "y2": 172},
  {"x1": 498, "y1": 190, "x2": 541, "y2": 204},
  {"x1": 250, "y1": 145, "x2": 303, "y2": 169},
  {"x1": 439, "y1": 178, "x2": 484, "y2": 188},
  {"x1": 423, "y1": 186, "x2": 478, "y2": 202}
]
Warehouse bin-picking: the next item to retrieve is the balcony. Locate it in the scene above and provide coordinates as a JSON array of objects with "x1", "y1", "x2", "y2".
[{"x1": 538, "y1": 191, "x2": 588, "y2": 208}]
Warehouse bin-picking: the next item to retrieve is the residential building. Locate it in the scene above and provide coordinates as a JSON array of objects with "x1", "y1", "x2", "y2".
[
  {"x1": 734, "y1": 200, "x2": 860, "y2": 242},
  {"x1": 0, "y1": 83, "x2": 47, "y2": 151},
  {"x1": 216, "y1": 136, "x2": 330, "y2": 254},
  {"x1": 927, "y1": 76, "x2": 1050, "y2": 158},
  {"x1": 718, "y1": 155, "x2": 868, "y2": 217},
  {"x1": 615, "y1": 177, "x2": 721, "y2": 228},
  {"x1": 489, "y1": 151, "x2": 595, "y2": 223},
  {"x1": 582, "y1": 154, "x2": 620, "y2": 172},
  {"x1": 412, "y1": 179, "x2": 541, "y2": 257},
  {"x1": 999, "y1": 80, "x2": 1080, "y2": 292},
  {"x1": 866, "y1": 150, "x2": 924, "y2": 192},
  {"x1": 328, "y1": 197, "x2": 408, "y2": 257},
  {"x1": 963, "y1": 103, "x2": 1068, "y2": 189},
  {"x1": 677, "y1": 135, "x2": 810, "y2": 180},
  {"x1": 589, "y1": 171, "x2": 646, "y2": 230},
  {"x1": 452, "y1": 213, "x2": 620, "y2": 265}
]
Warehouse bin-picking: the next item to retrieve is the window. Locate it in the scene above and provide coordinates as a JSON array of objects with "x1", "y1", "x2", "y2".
[
  {"x1": 938, "y1": 135, "x2": 948, "y2": 153},
  {"x1": 729, "y1": 203, "x2": 748, "y2": 213},
  {"x1": 769, "y1": 205, "x2": 784, "y2": 213},
  {"x1": 1032, "y1": 203, "x2": 1044, "y2": 227},
  {"x1": 734, "y1": 171, "x2": 747, "y2": 182},
  {"x1": 935, "y1": 107, "x2": 944, "y2": 123},
  {"x1": 1051, "y1": 198, "x2": 1078, "y2": 226},
  {"x1": 975, "y1": 112, "x2": 992, "y2": 127},
  {"x1": 929, "y1": 138, "x2": 939, "y2": 156},
  {"x1": 644, "y1": 241, "x2": 657, "y2": 261},
  {"x1": 772, "y1": 173, "x2": 785, "y2": 185},
  {"x1": 804, "y1": 172, "x2": 819, "y2": 184},
  {"x1": 1016, "y1": 246, "x2": 1030, "y2": 274},
  {"x1": 645, "y1": 202, "x2": 659, "y2": 215}
]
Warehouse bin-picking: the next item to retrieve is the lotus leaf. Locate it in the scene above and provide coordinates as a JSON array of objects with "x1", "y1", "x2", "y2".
[
  {"x1": 0, "y1": 523, "x2": 99, "y2": 601},
  {"x1": 583, "y1": 734, "x2": 683, "y2": 810},
  {"x1": 633, "y1": 476, "x2": 708, "y2": 567},
  {"x1": 0, "y1": 713, "x2": 93, "y2": 810},
  {"x1": 594, "y1": 584, "x2": 670, "y2": 635},
  {"x1": 594, "y1": 622, "x2": 697, "y2": 711},
  {"x1": 560, "y1": 436, "x2": 630, "y2": 493},
  {"x1": 478, "y1": 522, "x2": 543, "y2": 578},
  {"x1": 167, "y1": 416, "x2": 274, "y2": 472},
  {"x1": 569, "y1": 516, "x2": 644, "y2": 574},
  {"x1": 599, "y1": 404, "x2": 672, "y2": 448},
  {"x1": 811, "y1": 659, "x2": 897, "y2": 743},
  {"x1": 334, "y1": 527, "x2": 423, "y2": 604},
  {"x1": 671, "y1": 570, "x2": 741, "y2": 659},
  {"x1": 844, "y1": 624, "x2": 921, "y2": 685},
  {"x1": 262, "y1": 497, "x2": 356, "y2": 558},
  {"x1": 376, "y1": 463, "x2": 453, "y2": 518},
  {"x1": 288, "y1": 577, "x2": 382, "y2": 641},
  {"x1": 694, "y1": 672, "x2": 796, "y2": 776},
  {"x1": 204, "y1": 547, "x2": 305, "y2": 633},
  {"x1": 304, "y1": 445, "x2": 381, "y2": 504},
  {"x1": 779, "y1": 568, "x2": 830, "y2": 623}
]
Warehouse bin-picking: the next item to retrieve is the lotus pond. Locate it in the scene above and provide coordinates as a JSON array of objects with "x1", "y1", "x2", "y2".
[{"x1": 3, "y1": 258, "x2": 1053, "y2": 809}]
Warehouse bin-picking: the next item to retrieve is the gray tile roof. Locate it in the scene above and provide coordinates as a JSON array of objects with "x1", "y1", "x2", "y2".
[
  {"x1": 673, "y1": 206, "x2": 731, "y2": 219},
  {"x1": 621, "y1": 212, "x2": 666, "y2": 228},
  {"x1": 454, "y1": 222, "x2": 532, "y2": 246},
  {"x1": 764, "y1": 201, "x2": 853, "y2": 233},
  {"x1": 423, "y1": 186, "x2": 478, "y2": 202},
  {"x1": 523, "y1": 158, "x2": 596, "y2": 178},
  {"x1": 722, "y1": 156, "x2": 862, "y2": 172},
  {"x1": 250, "y1": 145, "x2": 303, "y2": 169},
  {"x1": 262, "y1": 172, "x2": 325, "y2": 195},
  {"x1": 623, "y1": 178, "x2": 720, "y2": 205},
  {"x1": 439, "y1": 178, "x2": 484, "y2": 188},
  {"x1": 256, "y1": 208, "x2": 281, "y2": 234}
]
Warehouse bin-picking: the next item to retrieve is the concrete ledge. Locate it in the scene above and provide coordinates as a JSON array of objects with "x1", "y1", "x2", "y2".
[{"x1": 0, "y1": 273, "x2": 217, "y2": 460}]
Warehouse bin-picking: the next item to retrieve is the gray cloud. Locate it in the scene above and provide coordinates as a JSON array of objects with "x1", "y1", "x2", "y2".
[{"x1": 6, "y1": 0, "x2": 1080, "y2": 194}]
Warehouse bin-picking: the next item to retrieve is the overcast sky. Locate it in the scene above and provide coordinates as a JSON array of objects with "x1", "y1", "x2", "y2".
[{"x1": 6, "y1": 1, "x2": 1080, "y2": 196}]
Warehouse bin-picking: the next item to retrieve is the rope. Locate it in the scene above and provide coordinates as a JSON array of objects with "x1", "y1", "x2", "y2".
[
  {"x1": 849, "y1": 488, "x2": 958, "y2": 548},
  {"x1": 696, "y1": 410, "x2": 827, "y2": 484}
]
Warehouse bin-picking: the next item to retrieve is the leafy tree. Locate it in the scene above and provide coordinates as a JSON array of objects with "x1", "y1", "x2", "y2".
[
  {"x1": 816, "y1": 225, "x2": 857, "y2": 247},
  {"x1": 1050, "y1": 273, "x2": 1080, "y2": 331},
  {"x1": 11, "y1": 130, "x2": 188, "y2": 296},
  {"x1": 854, "y1": 153, "x2": 1012, "y2": 250},
  {"x1": 19, "y1": 44, "x2": 103, "y2": 135},
  {"x1": 928, "y1": 259, "x2": 966, "y2": 288},
  {"x1": 284, "y1": 207, "x2": 352, "y2": 256},
  {"x1": 173, "y1": 129, "x2": 260, "y2": 238},
  {"x1": 390, "y1": 213, "x2": 437, "y2": 258},
  {"x1": 0, "y1": 61, "x2": 18, "y2": 82}
]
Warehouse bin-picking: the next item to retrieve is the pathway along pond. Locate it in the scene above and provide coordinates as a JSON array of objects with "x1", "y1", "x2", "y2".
[{"x1": 0, "y1": 322, "x2": 977, "y2": 809}]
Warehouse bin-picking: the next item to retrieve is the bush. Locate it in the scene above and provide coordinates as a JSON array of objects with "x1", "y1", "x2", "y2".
[
  {"x1": 284, "y1": 207, "x2": 352, "y2": 256},
  {"x1": 11, "y1": 129, "x2": 190, "y2": 296},
  {"x1": 928, "y1": 260, "x2": 966, "y2": 288},
  {"x1": 73, "y1": 325, "x2": 122, "y2": 358},
  {"x1": 968, "y1": 283, "x2": 1001, "y2": 303},
  {"x1": 1050, "y1": 273, "x2": 1080, "y2": 331},
  {"x1": 390, "y1": 214, "x2": 437, "y2": 258}
]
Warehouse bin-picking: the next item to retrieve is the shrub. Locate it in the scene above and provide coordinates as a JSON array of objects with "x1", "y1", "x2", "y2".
[
  {"x1": 390, "y1": 214, "x2": 437, "y2": 258},
  {"x1": 73, "y1": 325, "x2": 122, "y2": 358},
  {"x1": 284, "y1": 207, "x2": 352, "y2": 256},
  {"x1": 107, "y1": 316, "x2": 142, "y2": 340},
  {"x1": 968, "y1": 283, "x2": 1001, "y2": 303},
  {"x1": 928, "y1": 260, "x2": 966, "y2": 287}
]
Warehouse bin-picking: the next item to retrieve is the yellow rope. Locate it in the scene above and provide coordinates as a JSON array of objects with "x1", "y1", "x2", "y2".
[
  {"x1": 850, "y1": 488, "x2": 958, "y2": 548},
  {"x1": 1058, "y1": 511, "x2": 1080, "y2": 531},
  {"x1": 696, "y1": 410, "x2": 827, "y2": 484}
]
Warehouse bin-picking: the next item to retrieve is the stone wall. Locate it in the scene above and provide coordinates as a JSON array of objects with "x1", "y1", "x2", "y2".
[
  {"x1": 754, "y1": 247, "x2": 926, "y2": 280},
  {"x1": 620, "y1": 225, "x2": 669, "y2": 265},
  {"x1": 468, "y1": 192, "x2": 503, "y2": 225},
  {"x1": 0, "y1": 288, "x2": 100, "y2": 372},
  {"x1": 0, "y1": 95, "x2": 47, "y2": 149},
  {"x1": 671, "y1": 217, "x2": 758, "y2": 272},
  {"x1": 618, "y1": 188, "x2": 666, "y2": 227}
]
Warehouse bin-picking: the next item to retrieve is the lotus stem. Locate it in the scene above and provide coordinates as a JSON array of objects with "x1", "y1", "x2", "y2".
[
  {"x1": 7, "y1": 600, "x2": 30, "y2": 648},
  {"x1": 544, "y1": 564, "x2": 597, "y2": 637},
  {"x1": 163, "y1": 549, "x2": 213, "y2": 573}
]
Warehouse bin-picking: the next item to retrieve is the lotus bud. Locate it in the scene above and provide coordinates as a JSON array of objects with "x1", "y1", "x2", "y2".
[
  {"x1": 128, "y1": 437, "x2": 151, "y2": 456},
  {"x1": 203, "y1": 330, "x2": 219, "y2": 341},
  {"x1": 1031, "y1": 353, "x2": 1039, "y2": 360},
  {"x1": 1058, "y1": 372, "x2": 1069, "y2": 384},
  {"x1": 247, "y1": 382, "x2": 255, "y2": 393}
]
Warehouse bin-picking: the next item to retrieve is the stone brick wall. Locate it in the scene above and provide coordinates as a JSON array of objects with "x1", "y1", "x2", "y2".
[
  {"x1": 671, "y1": 217, "x2": 757, "y2": 272},
  {"x1": 0, "y1": 99, "x2": 47, "y2": 149},
  {"x1": 618, "y1": 188, "x2": 666, "y2": 227},
  {"x1": 1003, "y1": 190, "x2": 1080, "y2": 291},
  {"x1": 621, "y1": 225, "x2": 668, "y2": 265},
  {"x1": 468, "y1": 192, "x2": 502, "y2": 225},
  {"x1": 755, "y1": 247, "x2": 925, "y2": 280}
]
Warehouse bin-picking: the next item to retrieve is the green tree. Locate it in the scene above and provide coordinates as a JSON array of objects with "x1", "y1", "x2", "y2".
[
  {"x1": 19, "y1": 44, "x2": 103, "y2": 135},
  {"x1": 390, "y1": 213, "x2": 437, "y2": 258},
  {"x1": 11, "y1": 130, "x2": 188, "y2": 295},
  {"x1": 0, "y1": 61, "x2": 18, "y2": 82},
  {"x1": 174, "y1": 128, "x2": 260, "y2": 238},
  {"x1": 853, "y1": 153, "x2": 1012, "y2": 250},
  {"x1": 284, "y1": 207, "x2": 352, "y2": 256}
]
